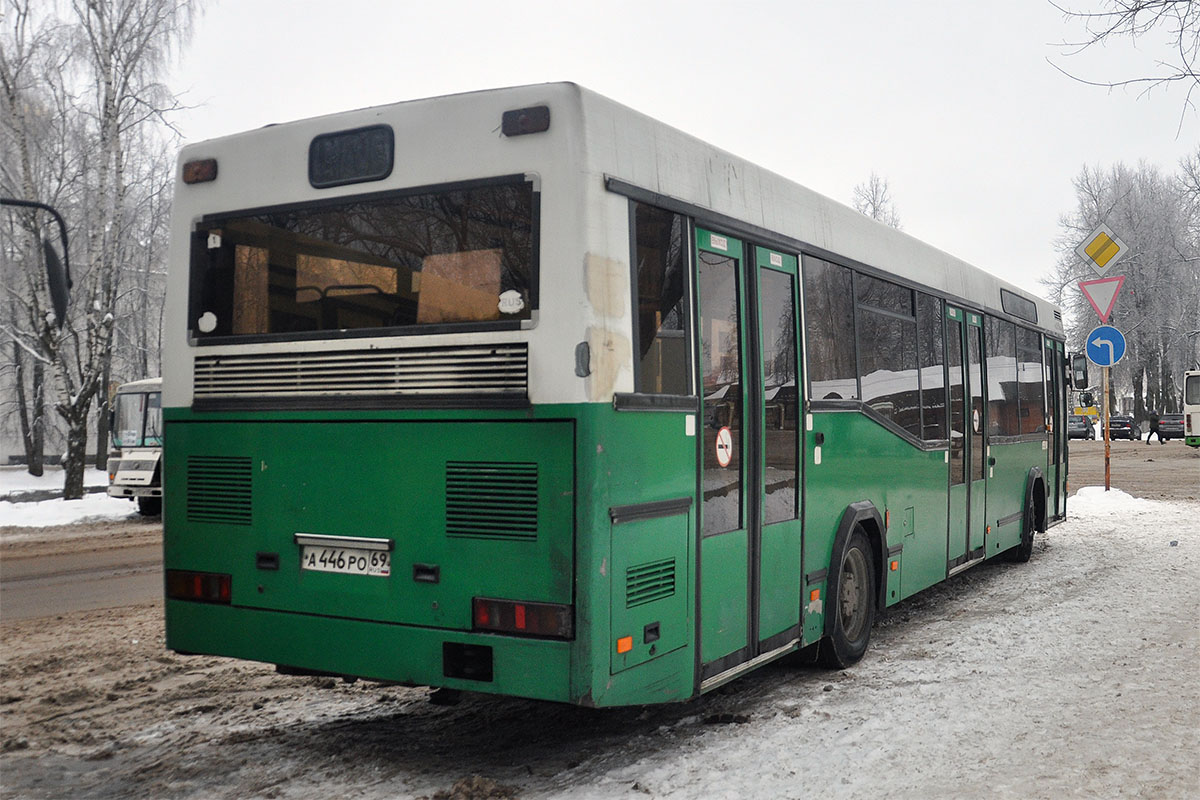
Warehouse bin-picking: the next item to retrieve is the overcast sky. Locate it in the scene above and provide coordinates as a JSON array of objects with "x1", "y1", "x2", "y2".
[{"x1": 168, "y1": 0, "x2": 1196, "y2": 299}]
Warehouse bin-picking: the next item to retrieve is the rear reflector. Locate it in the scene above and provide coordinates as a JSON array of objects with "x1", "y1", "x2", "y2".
[
  {"x1": 472, "y1": 597, "x2": 573, "y2": 639},
  {"x1": 182, "y1": 158, "x2": 218, "y2": 184},
  {"x1": 166, "y1": 569, "x2": 231, "y2": 604}
]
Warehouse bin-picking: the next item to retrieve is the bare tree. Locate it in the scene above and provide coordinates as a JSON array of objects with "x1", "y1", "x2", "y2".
[
  {"x1": 1043, "y1": 160, "x2": 1200, "y2": 417},
  {"x1": 1050, "y1": 1, "x2": 1200, "y2": 123},
  {"x1": 1, "y1": 0, "x2": 195, "y2": 498},
  {"x1": 852, "y1": 172, "x2": 903, "y2": 229}
]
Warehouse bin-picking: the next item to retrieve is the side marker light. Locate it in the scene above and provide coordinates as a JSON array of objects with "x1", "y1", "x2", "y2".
[
  {"x1": 890, "y1": 560, "x2": 899, "y2": 572},
  {"x1": 616, "y1": 636, "x2": 633, "y2": 654},
  {"x1": 809, "y1": 589, "x2": 820, "y2": 603}
]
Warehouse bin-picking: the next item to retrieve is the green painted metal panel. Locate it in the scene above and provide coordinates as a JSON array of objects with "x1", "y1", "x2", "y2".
[
  {"x1": 165, "y1": 599, "x2": 571, "y2": 701},
  {"x1": 758, "y1": 520, "x2": 801, "y2": 639},
  {"x1": 610, "y1": 512, "x2": 690, "y2": 674},
  {"x1": 986, "y1": 440, "x2": 1043, "y2": 557},
  {"x1": 699, "y1": 531, "x2": 749, "y2": 664},
  {"x1": 755, "y1": 247, "x2": 798, "y2": 275},
  {"x1": 165, "y1": 419, "x2": 575, "y2": 630},
  {"x1": 804, "y1": 412, "x2": 949, "y2": 612},
  {"x1": 695, "y1": 227, "x2": 744, "y2": 259}
]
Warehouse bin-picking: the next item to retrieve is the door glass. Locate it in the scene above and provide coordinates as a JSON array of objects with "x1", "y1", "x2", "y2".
[
  {"x1": 760, "y1": 268, "x2": 798, "y2": 524},
  {"x1": 699, "y1": 250, "x2": 743, "y2": 536},
  {"x1": 967, "y1": 325, "x2": 985, "y2": 482},
  {"x1": 948, "y1": 319, "x2": 966, "y2": 486}
]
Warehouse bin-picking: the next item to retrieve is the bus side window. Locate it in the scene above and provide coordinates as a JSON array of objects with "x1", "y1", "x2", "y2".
[
  {"x1": 631, "y1": 203, "x2": 690, "y2": 395},
  {"x1": 801, "y1": 256, "x2": 858, "y2": 401}
]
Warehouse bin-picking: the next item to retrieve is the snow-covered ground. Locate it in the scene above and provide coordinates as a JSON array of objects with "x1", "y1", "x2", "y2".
[{"x1": 0, "y1": 466, "x2": 137, "y2": 527}]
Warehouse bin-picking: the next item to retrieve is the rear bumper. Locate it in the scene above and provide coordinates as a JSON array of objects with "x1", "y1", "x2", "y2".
[
  {"x1": 166, "y1": 599, "x2": 572, "y2": 702},
  {"x1": 107, "y1": 485, "x2": 162, "y2": 499}
]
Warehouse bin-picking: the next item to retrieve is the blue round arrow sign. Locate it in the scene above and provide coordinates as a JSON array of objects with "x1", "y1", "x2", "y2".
[{"x1": 1085, "y1": 325, "x2": 1126, "y2": 367}]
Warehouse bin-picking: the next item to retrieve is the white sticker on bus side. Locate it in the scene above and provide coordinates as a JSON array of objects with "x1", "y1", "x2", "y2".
[
  {"x1": 814, "y1": 446, "x2": 822, "y2": 466},
  {"x1": 685, "y1": 414, "x2": 696, "y2": 437},
  {"x1": 709, "y1": 234, "x2": 728, "y2": 251},
  {"x1": 770, "y1": 253, "x2": 783, "y2": 267}
]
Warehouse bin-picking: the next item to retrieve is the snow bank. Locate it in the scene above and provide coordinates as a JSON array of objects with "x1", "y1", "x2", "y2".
[
  {"x1": 0, "y1": 466, "x2": 108, "y2": 494},
  {"x1": 0, "y1": 493, "x2": 138, "y2": 528}
]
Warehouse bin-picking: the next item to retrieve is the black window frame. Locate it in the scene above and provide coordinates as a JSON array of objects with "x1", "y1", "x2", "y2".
[{"x1": 187, "y1": 174, "x2": 540, "y2": 347}]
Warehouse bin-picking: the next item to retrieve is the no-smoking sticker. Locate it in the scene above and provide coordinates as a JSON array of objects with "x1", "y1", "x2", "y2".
[{"x1": 715, "y1": 426, "x2": 733, "y2": 467}]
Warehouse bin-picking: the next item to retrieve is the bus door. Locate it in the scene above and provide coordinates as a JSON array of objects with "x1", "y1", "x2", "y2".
[
  {"x1": 694, "y1": 230, "x2": 802, "y2": 684},
  {"x1": 1045, "y1": 337, "x2": 1062, "y2": 519},
  {"x1": 753, "y1": 249, "x2": 803, "y2": 657},
  {"x1": 695, "y1": 228, "x2": 751, "y2": 680},
  {"x1": 965, "y1": 313, "x2": 988, "y2": 564},
  {"x1": 946, "y1": 308, "x2": 969, "y2": 570}
]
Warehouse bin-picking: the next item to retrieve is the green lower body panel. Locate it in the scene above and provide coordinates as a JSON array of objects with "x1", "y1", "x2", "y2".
[{"x1": 166, "y1": 599, "x2": 571, "y2": 702}]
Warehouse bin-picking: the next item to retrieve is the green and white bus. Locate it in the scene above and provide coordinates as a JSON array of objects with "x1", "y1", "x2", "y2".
[
  {"x1": 1185, "y1": 370, "x2": 1200, "y2": 447},
  {"x1": 162, "y1": 83, "x2": 1069, "y2": 707}
]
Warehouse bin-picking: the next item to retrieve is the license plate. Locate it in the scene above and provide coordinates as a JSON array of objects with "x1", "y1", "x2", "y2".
[{"x1": 300, "y1": 545, "x2": 391, "y2": 577}]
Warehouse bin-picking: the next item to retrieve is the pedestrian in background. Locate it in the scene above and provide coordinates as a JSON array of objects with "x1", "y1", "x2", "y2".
[{"x1": 1146, "y1": 411, "x2": 1164, "y2": 444}]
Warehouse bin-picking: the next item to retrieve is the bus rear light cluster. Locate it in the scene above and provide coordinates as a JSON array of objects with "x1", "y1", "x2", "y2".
[
  {"x1": 166, "y1": 569, "x2": 231, "y2": 604},
  {"x1": 472, "y1": 597, "x2": 573, "y2": 639}
]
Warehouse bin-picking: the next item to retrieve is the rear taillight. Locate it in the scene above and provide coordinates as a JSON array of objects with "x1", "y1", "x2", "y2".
[
  {"x1": 472, "y1": 597, "x2": 573, "y2": 639},
  {"x1": 166, "y1": 570, "x2": 231, "y2": 604}
]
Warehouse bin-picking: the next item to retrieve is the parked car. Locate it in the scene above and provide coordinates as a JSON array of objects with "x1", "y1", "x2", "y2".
[
  {"x1": 1157, "y1": 413, "x2": 1185, "y2": 441},
  {"x1": 1067, "y1": 414, "x2": 1095, "y2": 440},
  {"x1": 1105, "y1": 415, "x2": 1140, "y2": 440}
]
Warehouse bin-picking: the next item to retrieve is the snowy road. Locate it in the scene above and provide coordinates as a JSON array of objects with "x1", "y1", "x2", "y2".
[{"x1": 2, "y1": 486, "x2": 1197, "y2": 799}]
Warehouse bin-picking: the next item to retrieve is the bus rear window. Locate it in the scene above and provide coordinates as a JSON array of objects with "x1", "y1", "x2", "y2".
[{"x1": 190, "y1": 178, "x2": 535, "y2": 340}]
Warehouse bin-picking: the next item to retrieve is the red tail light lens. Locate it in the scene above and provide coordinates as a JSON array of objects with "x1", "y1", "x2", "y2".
[
  {"x1": 166, "y1": 569, "x2": 231, "y2": 604},
  {"x1": 471, "y1": 597, "x2": 573, "y2": 639}
]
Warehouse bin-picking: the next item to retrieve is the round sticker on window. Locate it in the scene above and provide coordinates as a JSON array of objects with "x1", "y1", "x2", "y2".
[
  {"x1": 197, "y1": 311, "x2": 218, "y2": 333},
  {"x1": 715, "y1": 426, "x2": 733, "y2": 468},
  {"x1": 972, "y1": 408, "x2": 982, "y2": 434},
  {"x1": 498, "y1": 290, "x2": 524, "y2": 315}
]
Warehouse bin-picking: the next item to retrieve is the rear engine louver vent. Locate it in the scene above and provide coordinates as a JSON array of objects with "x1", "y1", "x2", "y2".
[
  {"x1": 193, "y1": 343, "x2": 528, "y2": 402},
  {"x1": 626, "y1": 558, "x2": 676, "y2": 608},
  {"x1": 187, "y1": 456, "x2": 252, "y2": 525},
  {"x1": 445, "y1": 461, "x2": 538, "y2": 541}
]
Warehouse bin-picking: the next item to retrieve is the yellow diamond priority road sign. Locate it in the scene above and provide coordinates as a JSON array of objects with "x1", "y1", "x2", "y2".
[{"x1": 1075, "y1": 223, "x2": 1128, "y2": 276}]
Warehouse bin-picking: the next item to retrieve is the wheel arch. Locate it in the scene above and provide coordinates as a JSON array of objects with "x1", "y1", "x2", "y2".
[
  {"x1": 1026, "y1": 466, "x2": 1047, "y2": 533},
  {"x1": 824, "y1": 500, "x2": 887, "y2": 639}
]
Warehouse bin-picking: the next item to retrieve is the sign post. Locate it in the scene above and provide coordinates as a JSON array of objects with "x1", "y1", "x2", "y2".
[{"x1": 1086, "y1": 325, "x2": 1127, "y2": 491}]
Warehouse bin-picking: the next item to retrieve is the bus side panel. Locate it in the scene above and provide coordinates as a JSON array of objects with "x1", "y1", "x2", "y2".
[
  {"x1": 571, "y1": 405, "x2": 697, "y2": 707},
  {"x1": 985, "y1": 440, "x2": 1044, "y2": 556},
  {"x1": 804, "y1": 411, "x2": 950, "y2": 639}
]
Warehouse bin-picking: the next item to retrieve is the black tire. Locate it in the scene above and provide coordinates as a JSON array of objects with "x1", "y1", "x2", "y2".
[
  {"x1": 137, "y1": 496, "x2": 162, "y2": 516},
  {"x1": 1006, "y1": 497, "x2": 1037, "y2": 563},
  {"x1": 818, "y1": 527, "x2": 876, "y2": 669}
]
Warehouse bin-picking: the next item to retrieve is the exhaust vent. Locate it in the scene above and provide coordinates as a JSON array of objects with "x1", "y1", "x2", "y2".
[
  {"x1": 626, "y1": 558, "x2": 676, "y2": 608},
  {"x1": 193, "y1": 343, "x2": 528, "y2": 406},
  {"x1": 445, "y1": 461, "x2": 538, "y2": 541},
  {"x1": 187, "y1": 456, "x2": 252, "y2": 525}
]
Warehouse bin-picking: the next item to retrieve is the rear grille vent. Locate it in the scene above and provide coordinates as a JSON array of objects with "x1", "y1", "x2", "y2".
[
  {"x1": 445, "y1": 461, "x2": 538, "y2": 541},
  {"x1": 193, "y1": 343, "x2": 528, "y2": 404},
  {"x1": 1053, "y1": 310, "x2": 1062, "y2": 321},
  {"x1": 187, "y1": 456, "x2": 252, "y2": 525},
  {"x1": 626, "y1": 558, "x2": 676, "y2": 608}
]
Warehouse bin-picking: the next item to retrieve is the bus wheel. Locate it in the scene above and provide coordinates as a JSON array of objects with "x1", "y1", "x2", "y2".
[
  {"x1": 137, "y1": 497, "x2": 162, "y2": 516},
  {"x1": 818, "y1": 527, "x2": 876, "y2": 669},
  {"x1": 1006, "y1": 500, "x2": 1036, "y2": 563}
]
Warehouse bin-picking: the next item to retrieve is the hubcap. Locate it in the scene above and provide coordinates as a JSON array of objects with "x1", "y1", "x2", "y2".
[{"x1": 839, "y1": 546, "x2": 870, "y2": 640}]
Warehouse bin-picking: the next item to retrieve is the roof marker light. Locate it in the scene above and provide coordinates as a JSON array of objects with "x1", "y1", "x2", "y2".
[{"x1": 182, "y1": 158, "x2": 218, "y2": 184}]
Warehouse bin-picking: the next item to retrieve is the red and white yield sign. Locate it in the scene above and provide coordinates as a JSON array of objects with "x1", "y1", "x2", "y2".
[
  {"x1": 1079, "y1": 275, "x2": 1125, "y2": 324},
  {"x1": 715, "y1": 426, "x2": 733, "y2": 467}
]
